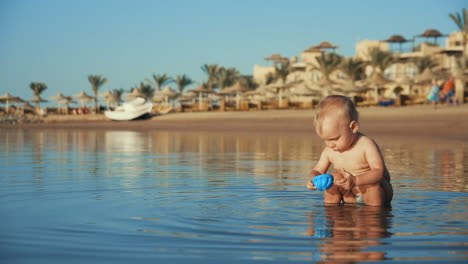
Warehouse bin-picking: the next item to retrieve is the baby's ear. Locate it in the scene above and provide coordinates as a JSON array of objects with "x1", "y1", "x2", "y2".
[{"x1": 349, "y1": 120, "x2": 359, "y2": 133}]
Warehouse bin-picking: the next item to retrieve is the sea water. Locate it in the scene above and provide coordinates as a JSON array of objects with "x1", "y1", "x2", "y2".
[{"x1": 0, "y1": 128, "x2": 467, "y2": 263}]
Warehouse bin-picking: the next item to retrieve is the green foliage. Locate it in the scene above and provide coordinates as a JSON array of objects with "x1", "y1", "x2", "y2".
[
  {"x1": 412, "y1": 56, "x2": 438, "y2": 73},
  {"x1": 238, "y1": 75, "x2": 257, "y2": 90},
  {"x1": 449, "y1": 8, "x2": 468, "y2": 71},
  {"x1": 312, "y1": 53, "x2": 342, "y2": 80},
  {"x1": 112, "y1": 88, "x2": 125, "y2": 104},
  {"x1": 216, "y1": 67, "x2": 240, "y2": 90},
  {"x1": 449, "y1": 8, "x2": 468, "y2": 33},
  {"x1": 88, "y1": 75, "x2": 108, "y2": 93},
  {"x1": 88, "y1": 74, "x2": 108, "y2": 112},
  {"x1": 274, "y1": 62, "x2": 291, "y2": 84},
  {"x1": 339, "y1": 57, "x2": 365, "y2": 81},
  {"x1": 138, "y1": 82, "x2": 155, "y2": 101},
  {"x1": 29, "y1": 82, "x2": 48, "y2": 96},
  {"x1": 174, "y1": 74, "x2": 194, "y2": 94},
  {"x1": 367, "y1": 48, "x2": 394, "y2": 73},
  {"x1": 148, "y1": 73, "x2": 173, "y2": 91},
  {"x1": 201, "y1": 64, "x2": 221, "y2": 90},
  {"x1": 264, "y1": 72, "x2": 276, "y2": 85}
]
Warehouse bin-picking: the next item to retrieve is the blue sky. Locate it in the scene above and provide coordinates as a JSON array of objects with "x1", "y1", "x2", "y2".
[{"x1": 0, "y1": 0, "x2": 465, "y2": 102}]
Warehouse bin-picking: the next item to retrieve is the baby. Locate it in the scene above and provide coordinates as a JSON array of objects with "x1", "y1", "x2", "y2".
[{"x1": 306, "y1": 95, "x2": 393, "y2": 206}]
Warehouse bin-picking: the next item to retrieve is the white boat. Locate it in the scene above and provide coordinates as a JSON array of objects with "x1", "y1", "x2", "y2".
[{"x1": 104, "y1": 97, "x2": 153, "y2": 121}]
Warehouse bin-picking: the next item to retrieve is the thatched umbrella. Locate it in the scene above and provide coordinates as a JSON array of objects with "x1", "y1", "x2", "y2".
[
  {"x1": 417, "y1": 29, "x2": 446, "y2": 44},
  {"x1": 21, "y1": 102, "x2": 35, "y2": 114},
  {"x1": 28, "y1": 95, "x2": 48, "y2": 111},
  {"x1": 315, "y1": 41, "x2": 338, "y2": 51},
  {"x1": 363, "y1": 72, "x2": 393, "y2": 102},
  {"x1": 72, "y1": 91, "x2": 94, "y2": 107},
  {"x1": 309, "y1": 77, "x2": 340, "y2": 97},
  {"x1": 49, "y1": 93, "x2": 69, "y2": 113},
  {"x1": 57, "y1": 97, "x2": 77, "y2": 114},
  {"x1": 158, "y1": 86, "x2": 178, "y2": 106},
  {"x1": 414, "y1": 68, "x2": 433, "y2": 84},
  {"x1": 99, "y1": 90, "x2": 115, "y2": 110},
  {"x1": 264, "y1": 53, "x2": 288, "y2": 64},
  {"x1": 283, "y1": 83, "x2": 322, "y2": 106},
  {"x1": 189, "y1": 84, "x2": 215, "y2": 110},
  {"x1": 384, "y1": 34, "x2": 409, "y2": 52},
  {"x1": 223, "y1": 82, "x2": 249, "y2": 109},
  {"x1": 124, "y1": 89, "x2": 145, "y2": 101},
  {"x1": 339, "y1": 81, "x2": 371, "y2": 94},
  {"x1": 266, "y1": 80, "x2": 301, "y2": 107},
  {"x1": 0, "y1": 93, "x2": 22, "y2": 112}
]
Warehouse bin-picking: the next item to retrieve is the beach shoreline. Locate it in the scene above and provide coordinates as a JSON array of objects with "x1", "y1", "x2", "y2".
[{"x1": 1, "y1": 104, "x2": 468, "y2": 141}]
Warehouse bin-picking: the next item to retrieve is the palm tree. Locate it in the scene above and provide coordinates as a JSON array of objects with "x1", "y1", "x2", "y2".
[
  {"x1": 112, "y1": 88, "x2": 125, "y2": 105},
  {"x1": 201, "y1": 64, "x2": 221, "y2": 91},
  {"x1": 274, "y1": 61, "x2": 291, "y2": 84},
  {"x1": 217, "y1": 67, "x2": 240, "y2": 90},
  {"x1": 29, "y1": 82, "x2": 48, "y2": 109},
  {"x1": 264, "y1": 72, "x2": 276, "y2": 85},
  {"x1": 449, "y1": 8, "x2": 468, "y2": 73},
  {"x1": 412, "y1": 56, "x2": 438, "y2": 73},
  {"x1": 311, "y1": 52, "x2": 343, "y2": 83},
  {"x1": 238, "y1": 75, "x2": 257, "y2": 90},
  {"x1": 339, "y1": 57, "x2": 366, "y2": 82},
  {"x1": 147, "y1": 73, "x2": 173, "y2": 91},
  {"x1": 138, "y1": 82, "x2": 155, "y2": 101},
  {"x1": 174, "y1": 74, "x2": 194, "y2": 94},
  {"x1": 367, "y1": 47, "x2": 394, "y2": 74},
  {"x1": 88, "y1": 74, "x2": 108, "y2": 113}
]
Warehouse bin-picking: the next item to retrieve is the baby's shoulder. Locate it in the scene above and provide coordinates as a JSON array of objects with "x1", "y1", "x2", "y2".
[{"x1": 356, "y1": 134, "x2": 379, "y2": 148}]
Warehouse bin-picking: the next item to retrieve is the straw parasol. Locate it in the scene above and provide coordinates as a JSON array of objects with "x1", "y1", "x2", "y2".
[
  {"x1": 49, "y1": 93, "x2": 68, "y2": 101},
  {"x1": 0, "y1": 93, "x2": 23, "y2": 112},
  {"x1": 124, "y1": 89, "x2": 145, "y2": 101},
  {"x1": 58, "y1": 97, "x2": 77, "y2": 114},
  {"x1": 158, "y1": 86, "x2": 178, "y2": 106},
  {"x1": 21, "y1": 102, "x2": 35, "y2": 113},
  {"x1": 414, "y1": 68, "x2": 434, "y2": 84},
  {"x1": 188, "y1": 84, "x2": 216, "y2": 110},
  {"x1": 28, "y1": 95, "x2": 48, "y2": 110},
  {"x1": 49, "y1": 93, "x2": 68, "y2": 112},
  {"x1": 99, "y1": 90, "x2": 116, "y2": 110},
  {"x1": 264, "y1": 53, "x2": 289, "y2": 64},
  {"x1": 309, "y1": 77, "x2": 340, "y2": 97},
  {"x1": 384, "y1": 34, "x2": 409, "y2": 52},
  {"x1": 362, "y1": 72, "x2": 393, "y2": 102},
  {"x1": 315, "y1": 41, "x2": 338, "y2": 50},
  {"x1": 223, "y1": 82, "x2": 249, "y2": 109},
  {"x1": 267, "y1": 79, "x2": 303, "y2": 106},
  {"x1": 72, "y1": 91, "x2": 94, "y2": 107},
  {"x1": 417, "y1": 29, "x2": 446, "y2": 44},
  {"x1": 337, "y1": 81, "x2": 371, "y2": 96}
]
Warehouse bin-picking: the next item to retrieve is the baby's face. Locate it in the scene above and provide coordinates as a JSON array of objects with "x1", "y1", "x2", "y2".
[{"x1": 317, "y1": 117, "x2": 357, "y2": 152}]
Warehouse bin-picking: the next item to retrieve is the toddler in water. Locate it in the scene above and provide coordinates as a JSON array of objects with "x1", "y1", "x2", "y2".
[{"x1": 306, "y1": 95, "x2": 393, "y2": 206}]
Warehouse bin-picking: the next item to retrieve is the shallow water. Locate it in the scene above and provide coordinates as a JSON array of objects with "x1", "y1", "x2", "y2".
[{"x1": 0, "y1": 128, "x2": 467, "y2": 263}]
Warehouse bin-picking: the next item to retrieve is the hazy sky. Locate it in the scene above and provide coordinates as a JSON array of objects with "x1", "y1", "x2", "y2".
[{"x1": 0, "y1": 0, "x2": 465, "y2": 102}]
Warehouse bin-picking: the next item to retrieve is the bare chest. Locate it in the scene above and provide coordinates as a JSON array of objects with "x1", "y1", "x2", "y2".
[{"x1": 328, "y1": 148, "x2": 370, "y2": 175}]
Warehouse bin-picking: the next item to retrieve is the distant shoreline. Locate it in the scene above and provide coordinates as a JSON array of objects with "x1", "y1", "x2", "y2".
[{"x1": 1, "y1": 104, "x2": 468, "y2": 141}]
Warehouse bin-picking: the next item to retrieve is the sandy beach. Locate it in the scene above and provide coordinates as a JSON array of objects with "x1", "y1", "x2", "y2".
[{"x1": 2, "y1": 104, "x2": 468, "y2": 141}]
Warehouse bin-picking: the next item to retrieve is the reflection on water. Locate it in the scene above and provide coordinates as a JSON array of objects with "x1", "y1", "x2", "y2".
[
  {"x1": 307, "y1": 205, "x2": 393, "y2": 262},
  {"x1": 0, "y1": 128, "x2": 467, "y2": 263}
]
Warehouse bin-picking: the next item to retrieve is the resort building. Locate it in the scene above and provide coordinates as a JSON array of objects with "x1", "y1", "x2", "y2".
[{"x1": 252, "y1": 30, "x2": 467, "y2": 105}]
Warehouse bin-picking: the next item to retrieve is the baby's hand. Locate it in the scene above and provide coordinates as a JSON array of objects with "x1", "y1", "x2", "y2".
[
  {"x1": 334, "y1": 169, "x2": 355, "y2": 191},
  {"x1": 306, "y1": 173, "x2": 318, "y2": 190}
]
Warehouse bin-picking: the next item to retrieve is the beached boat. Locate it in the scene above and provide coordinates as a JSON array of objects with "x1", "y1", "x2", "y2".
[{"x1": 104, "y1": 97, "x2": 153, "y2": 121}]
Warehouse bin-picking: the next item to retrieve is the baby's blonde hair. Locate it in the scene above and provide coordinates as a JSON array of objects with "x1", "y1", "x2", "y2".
[{"x1": 314, "y1": 95, "x2": 359, "y2": 133}]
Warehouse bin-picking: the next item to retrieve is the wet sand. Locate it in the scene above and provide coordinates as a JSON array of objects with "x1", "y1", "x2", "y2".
[{"x1": 2, "y1": 104, "x2": 468, "y2": 141}]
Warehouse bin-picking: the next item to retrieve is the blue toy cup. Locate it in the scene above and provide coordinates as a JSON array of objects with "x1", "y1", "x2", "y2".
[{"x1": 312, "y1": 174, "x2": 334, "y2": 191}]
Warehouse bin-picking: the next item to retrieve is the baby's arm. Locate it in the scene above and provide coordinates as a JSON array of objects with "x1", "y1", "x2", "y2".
[
  {"x1": 354, "y1": 138, "x2": 386, "y2": 186},
  {"x1": 306, "y1": 149, "x2": 331, "y2": 190}
]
